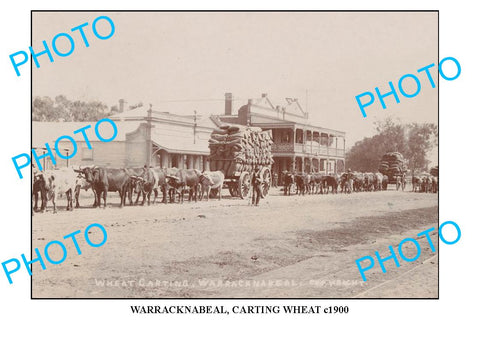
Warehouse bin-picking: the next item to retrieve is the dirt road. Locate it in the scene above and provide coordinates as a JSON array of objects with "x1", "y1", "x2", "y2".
[{"x1": 32, "y1": 188, "x2": 438, "y2": 298}]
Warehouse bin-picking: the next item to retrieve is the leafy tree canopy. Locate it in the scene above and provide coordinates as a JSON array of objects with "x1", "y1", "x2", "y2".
[
  {"x1": 32, "y1": 95, "x2": 119, "y2": 122},
  {"x1": 346, "y1": 117, "x2": 437, "y2": 173}
]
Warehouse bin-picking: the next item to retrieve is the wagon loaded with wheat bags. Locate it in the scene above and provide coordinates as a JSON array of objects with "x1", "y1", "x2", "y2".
[
  {"x1": 208, "y1": 124, "x2": 274, "y2": 199},
  {"x1": 378, "y1": 152, "x2": 408, "y2": 184}
]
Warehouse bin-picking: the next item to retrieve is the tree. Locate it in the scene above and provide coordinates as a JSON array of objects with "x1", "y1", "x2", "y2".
[
  {"x1": 345, "y1": 117, "x2": 437, "y2": 173},
  {"x1": 373, "y1": 116, "x2": 408, "y2": 155},
  {"x1": 54, "y1": 95, "x2": 71, "y2": 121},
  {"x1": 110, "y1": 105, "x2": 120, "y2": 113},
  {"x1": 32, "y1": 95, "x2": 113, "y2": 122},
  {"x1": 33, "y1": 96, "x2": 55, "y2": 121},
  {"x1": 405, "y1": 123, "x2": 438, "y2": 176},
  {"x1": 346, "y1": 117, "x2": 407, "y2": 172}
]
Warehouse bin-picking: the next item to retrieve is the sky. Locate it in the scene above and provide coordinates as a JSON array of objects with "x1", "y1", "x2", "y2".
[{"x1": 32, "y1": 11, "x2": 438, "y2": 154}]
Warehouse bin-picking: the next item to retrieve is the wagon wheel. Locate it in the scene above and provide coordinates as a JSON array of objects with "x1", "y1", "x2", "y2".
[
  {"x1": 238, "y1": 172, "x2": 251, "y2": 199},
  {"x1": 259, "y1": 167, "x2": 271, "y2": 198},
  {"x1": 209, "y1": 188, "x2": 219, "y2": 199},
  {"x1": 228, "y1": 183, "x2": 238, "y2": 197}
]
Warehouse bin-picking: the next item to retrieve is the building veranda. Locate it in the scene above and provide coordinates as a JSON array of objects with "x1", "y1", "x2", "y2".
[{"x1": 216, "y1": 93, "x2": 345, "y2": 177}]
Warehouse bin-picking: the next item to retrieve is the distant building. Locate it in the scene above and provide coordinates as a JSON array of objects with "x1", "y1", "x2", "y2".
[
  {"x1": 216, "y1": 93, "x2": 346, "y2": 175},
  {"x1": 32, "y1": 105, "x2": 217, "y2": 171}
]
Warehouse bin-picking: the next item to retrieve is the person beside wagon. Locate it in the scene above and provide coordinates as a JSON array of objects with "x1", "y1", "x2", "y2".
[{"x1": 251, "y1": 167, "x2": 262, "y2": 206}]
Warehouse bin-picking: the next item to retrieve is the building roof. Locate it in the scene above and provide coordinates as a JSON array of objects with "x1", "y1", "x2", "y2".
[
  {"x1": 248, "y1": 114, "x2": 345, "y2": 136},
  {"x1": 32, "y1": 120, "x2": 140, "y2": 147},
  {"x1": 33, "y1": 116, "x2": 214, "y2": 155},
  {"x1": 217, "y1": 93, "x2": 346, "y2": 137},
  {"x1": 150, "y1": 128, "x2": 210, "y2": 155},
  {"x1": 109, "y1": 105, "x2": 218, "y2": 130}
]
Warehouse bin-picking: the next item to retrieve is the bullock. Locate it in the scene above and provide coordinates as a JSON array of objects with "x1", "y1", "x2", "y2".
[
  {"x1": 382, "y1": 175, "x2": 389, "y2": 191},
  {"x1": 43, "y1": 167, "x2": 78, "y2": 213},
  {"x1": 294, "y1": 173, "x2": 309, "y2": 195},
  {"x1": 412, "y1": 176, "x2": 422, "y2": 192},
  {"x1": 74, "y1": 175, "x2": 96, "y2": 208},
  {"x1": 282, "y1": 171, "x2": 295, "y2": 196},
  {"x1": 420, "y1": 176, "x2": 428, "y2": 192},
  {"x1": 363, "y1": 173, "x2": 375, "y2": 192},
  {"x1": 180, "y1": 169, "x2": 202, "y2": 202},
  {"x1": 428, "y1": 176, "x2": 434, "y2": 193},
  {"x1": 310, "y1": 173, "x2": 324, "y2": 194},
  {"x1": 132, "y1": 167, "x2": 158, "y2": 206},
  {"x1": 124, "y1": 167, "x2": 146, "y2": 205},
  {"x1": 373, "y1": 173, "x2": 383, "y2": 191},
  {"x1": 431, "y1": 176, "x2": 438, "y2": 193},
  {"x1": 166, "y1": 168, "x2": 202, "y2": 203},
  {"x1": 421, "y1": 175, "x2": 432, "y2": 193},
  {"x1": 322, "y1": 175, "x2": 338, "y2": 194},
  {"x1": 164, "y1": 167, "x2": 180, "y2": 203},
  {"x1": 83, "y1": 167, "x2": 131, "y2": 208},
  {"x1": 339, "y1": 173, "x2": 348, "y2": 193},
  {"x1": 353, "y1": 172, "x2": 364, "y2": 192},
  {"x1": 199, "y1": 170, "x2": 225, "y2": 201},
  {"x1": 416, "y1": 174, "x2": 432, "y2": 193},
  {"x1": 32, "y1": 172, "x2": 47, "y2": 212},
  {"x1": 150, "y1": 167, "x2": 169, "y2": 204}
]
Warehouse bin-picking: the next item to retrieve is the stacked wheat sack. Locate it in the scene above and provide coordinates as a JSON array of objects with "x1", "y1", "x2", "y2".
[
  {"x1": 430, "y1": 165, "x2": 438, "y2": 177},
  {"x1": 378, "y1": 152, "x2": 407, "y2": 178},
  {"x1": 208, "y1": 124, "x2": 274, "y2": 176}
]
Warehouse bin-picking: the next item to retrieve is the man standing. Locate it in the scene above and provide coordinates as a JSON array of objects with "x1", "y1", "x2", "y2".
[
  {"x1": 272, "y1": 172, "x2": 278, "y2": 188},
  {"x1": 251, "y1": 167, "x2": 262, "y2": 206},
  {"x1": 346, "y1": 168, "x2": 354, "y2": 194}
]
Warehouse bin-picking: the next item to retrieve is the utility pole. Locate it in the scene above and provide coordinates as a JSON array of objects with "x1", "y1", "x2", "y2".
[
  {"x1": 146, "y1": 104, "x2": 153, "y2": 167},
  {"x1": 193, "y1": 110, "x2": 197, "y2": 144},
  {"x1": 306, "y1": 89, "x2": 308, "y2": 117}
]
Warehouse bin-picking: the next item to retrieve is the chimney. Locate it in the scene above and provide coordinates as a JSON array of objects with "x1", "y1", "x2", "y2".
[
  {"x1": 224, "y1": 92, "x2": 233, "y2": 115},
  {"x1": 119, "y1": 99, "x2": 125, "y2": 113}
]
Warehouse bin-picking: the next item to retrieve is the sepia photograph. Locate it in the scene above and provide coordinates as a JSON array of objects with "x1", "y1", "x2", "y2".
[{"x1": 31, "y1": 11, "x2": 439, "y2": 298}]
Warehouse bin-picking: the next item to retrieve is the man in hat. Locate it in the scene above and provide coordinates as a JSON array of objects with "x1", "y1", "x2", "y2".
[
  {"x1": 251, "y1": 167, "x2": 262, "y2": 206},
  {"x1": 346, "y1": 168, "x2": 354, "y2": 194}
]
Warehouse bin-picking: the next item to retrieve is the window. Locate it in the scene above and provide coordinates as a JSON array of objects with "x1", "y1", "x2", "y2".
[{"x1": 81, "y1": 147, "x2": 93, "y2": 161}]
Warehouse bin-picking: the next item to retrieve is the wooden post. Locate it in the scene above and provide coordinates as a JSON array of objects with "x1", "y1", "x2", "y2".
[
  {"x1": 310, "y1": 130, "x2": 313, "y2": 153},
  {"x1": 193, "y1": 110, "x2": 197, "y2": 144},
  {"x1": 303, "y1": 129, "x2": 306, "y2": 153},
  {"x1": 326, "y1": 138, "x2": 330, "y2": 175},
  {"x1": 146, "y1": 104, "x2": 153, "y2": 167}
]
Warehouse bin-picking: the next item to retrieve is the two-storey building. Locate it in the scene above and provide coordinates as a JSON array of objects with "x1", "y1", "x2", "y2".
[{"x1": 216, "y1": 93, "x2": 346, "y2": 177}]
